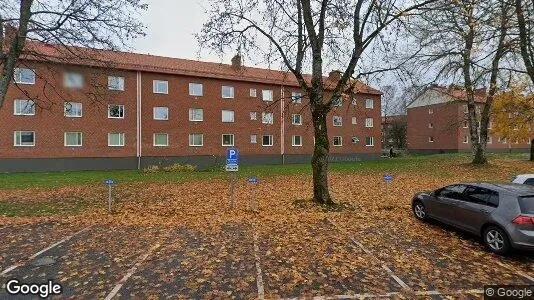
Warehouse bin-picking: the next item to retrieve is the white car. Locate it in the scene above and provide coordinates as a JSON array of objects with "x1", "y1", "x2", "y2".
[{"x1": 512, "y1": 174, "x2": 534, "y2": 186}]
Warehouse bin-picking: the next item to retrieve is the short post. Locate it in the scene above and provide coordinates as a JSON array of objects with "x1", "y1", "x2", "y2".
[
  {"x1": 230, "y1": 172, "x2": 236, "y2": 209},
  {"x1": 383, "y1": 174, "x2": 393, "y2": 209},
  {"x1": 104, "y1": 178, "x2": 116, "y2": 212},
  {"x1": 225, "y1": 147, "x2": 239, "y2": 209},
  {"x1": 248, "y1": 176, "x2": 259, "y2": 212}
]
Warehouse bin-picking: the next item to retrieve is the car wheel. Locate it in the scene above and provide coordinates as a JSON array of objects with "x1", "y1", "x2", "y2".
[
  {"x1": 413, "y1": 201, "x2": 428, "y2": 221},
  {"x1": 483, "y1": 226, "x2": 512, "y2": 255}
]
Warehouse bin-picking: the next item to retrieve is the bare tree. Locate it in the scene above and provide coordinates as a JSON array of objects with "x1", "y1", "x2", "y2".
[
  {"x1": 514, "y1": 0, "x2": 534, "y2": 84},
  {"x1": 198, "y1": 0, "x2": 437, "y2": 205},
  {"x1": 406, "y1": 0, "x2": 514, "y2": 164},
  {"x1": 0, "y1": 0, "x2": 147, "y2": 108}
]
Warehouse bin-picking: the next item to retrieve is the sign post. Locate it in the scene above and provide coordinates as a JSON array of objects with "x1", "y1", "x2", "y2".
[
  {"x1": 248, "y1": 176, "x2": 259, "y2": 212},
  {"x1": 104, "y1": 178, "x2": 115, "y2": 212},
  {"x1": 226, "y1": 148, "x2": 239, "y2": 208}
]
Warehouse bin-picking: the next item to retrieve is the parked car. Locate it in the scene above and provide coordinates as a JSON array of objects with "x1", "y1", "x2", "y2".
[
  {"x1": 512, "y1": 174, "x2": 534, "y2": 186},
  {"x1": 412, "y1": 182, "x2": 534, "y2": 255}
]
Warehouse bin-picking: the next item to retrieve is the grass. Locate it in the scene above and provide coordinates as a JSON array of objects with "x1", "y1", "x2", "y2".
[
  {"x1": 0, "y1": 197, "x2": 91, "y2": 217},
  {"x1": 0, "y1": 152, "x2": 529, "y2": 191}
]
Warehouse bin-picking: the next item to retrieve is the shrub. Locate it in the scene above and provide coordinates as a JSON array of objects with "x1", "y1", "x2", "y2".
[
  {"x1": 143, "y1": 165, "x2": 160, "y2": 173},
  {"x1": 162, "y1": 163, "x2": 197, "y2": 172}
]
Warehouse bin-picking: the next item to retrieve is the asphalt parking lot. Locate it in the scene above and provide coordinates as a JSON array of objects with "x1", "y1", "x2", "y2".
[{"x1": 1, "y1": 216, "x2": 533, "y2": 299}]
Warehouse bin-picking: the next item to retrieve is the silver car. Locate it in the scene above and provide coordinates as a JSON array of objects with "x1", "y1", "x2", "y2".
[{"x1": 412, "y1": 182, "x2": 534, "y2": 255}]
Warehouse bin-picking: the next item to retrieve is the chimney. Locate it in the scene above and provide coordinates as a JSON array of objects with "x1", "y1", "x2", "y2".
[
  {"x1": 231, "y1": 54, "x2": 242, "y2": 69},
  {"x1": 328, "y1": 70, "x2": 342, "y2": 81}
]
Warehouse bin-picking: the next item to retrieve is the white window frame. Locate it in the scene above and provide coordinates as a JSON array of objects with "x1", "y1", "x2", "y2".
[
  {"x1": 189, "y1": 83, "x2": 203, "y2": 96},
  {"x1": 351, "y1": 117, "x2": 357, "y2": 125},
  {"x1": 292, "y1": 114, "x2": 302, "y2": 125},
  {"x1": 352, "y1": 137, "x2": 360, "y2": 143},
  {"x1": 64, "y1": 102, "x2": 83, "y2": 118},
  {"x1": 14, "y1": 99, "x2": 35, "y2": 116},
  {"x1": 189, "y1": 133, "x2": 204, "y2": 147},
  {"x1": 13, "y1": 131, "x2": 35, "y2": 147},
  {"x1": 250, "y1": 112, "x2": 257, "y2": 120},
  {"x1": 262, "y1": 89, "x2": 273, "y2": 101},
  {"x1": 250, "y1": 134, "x2": 257, "y2": 143},
  {"x1": 63, "y1": 72, "x2": 84, "y2": 89},
  {"x1": 221, "y1": 134, "x2": 235, "y2": 146},
  {"x1": 463, "y1": 136, "x2": 469, "y2": 144},
  {"x1": 333, "y1": 136, "x2": 343, "y2": 147},
  {"x1": 13, "y1": 68, "x2": 35, "y2": 84},
  {"x1": 428, "y1": 108, "x2": 434, "y2": 114},
  {"x1": 365, "y1": 99, "x2": 374, "y2": 109},
  {"x1": 64, "y1": 132, "x2": 83, "y2": 147},
  {"x1": 249, "y1": 88, "x2": 257, "y2": 97},
  {"x1": 292, "y1": 135, "x2": 302, "y2": 146},
  {"x1": 153, "y1": 133, "x2": 169, "y2": 147},
  {"x1": 222, "y1": 110, "x2": 235, "y2": 123},
  {"x1": 221, "y1": 86, "x2": 235, "y2": 99},
  {"x1": 262, "y1": 135, "x2": 273, "y2": 146},
  {"x1": 333, "y1": 97, "x2": 342, "y2": 107},
  {"x1": 428, "y1": 122, "x2": 433, "y2": 129},
  {"x1": 108, "y1": 104, "x2": 125, "y2": 119},
  {"x1": 153, "y1": 107, "x2": 169, "y2": 120},
  {"x1": 262, "y1": 112, "x2": 274, "y2": 124},
  {"x1": 291, "y1": 92, "x2": 302, "y2": 104},
  {"x1": 153, "y1": 80, "x2": 168, "y2": 94},
  {"x1": 488, "y1": 136, "x2": 492, "y2": 144},
  {"x1": 333, "y1": 116, "x2": 343, "y2": 127},
  {"x1": 108, "y1": 76, "x2": 125, "y2": 91},
  {"x1": 366, "y1": 136, "x2": 375, "y2": 147},
  {"x1": 365, "y1": 117, "x2": 374, "y2": 128},
  {"x1": 189, "y1": 108, "x2": 204, "y2": 122},
  {"x1": 108, "y1": 132, "x2": 125, "y2": 147},
  {"x1": 428, "y1": 136, "x2": 434, "y2": 143},
  {"x1": 463, "y1": 104, "x2": 468, "y2": 113}
]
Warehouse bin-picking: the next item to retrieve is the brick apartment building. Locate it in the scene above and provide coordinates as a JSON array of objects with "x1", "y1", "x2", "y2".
[
  {"x1": 0, "y1": 42, "x2": 382, "y2": 172},
  {"x1": 407, "y1": 86, "x2": 531, "y2": 154}
]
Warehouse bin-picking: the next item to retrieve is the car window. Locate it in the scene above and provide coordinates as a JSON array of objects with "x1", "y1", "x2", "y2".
[
  {"x1": 438, "y1": 185, "x2": 467, "y2": 200},
  {"x1": 524, "y1": 178, "x2": 534, "y2": 186},
  {"x1": 463, "y1": 186, "x2": 499, "y2": 207},
  {"x1": 518, "y1": 197, "x2": 534, "y2": 214}
]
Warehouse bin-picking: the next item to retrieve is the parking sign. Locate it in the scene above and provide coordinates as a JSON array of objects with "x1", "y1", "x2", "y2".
[{"x1": 226, "y1": 148, "x2": 239, "y2": 165}]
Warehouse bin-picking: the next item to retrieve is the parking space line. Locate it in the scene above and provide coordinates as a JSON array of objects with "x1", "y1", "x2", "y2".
[
  {"x1": 104, "y1": 243, "x2": 161, "y2": 300},
  {"x1": 252, "y1": 226, "x2": 265, "y2": 300},
  {"x1": 327, "y1": 219, "x2": 411, "y2": 292},
  {"x1": 279, "y1": 288, "x2": 484, "y2": 299},
  {"x1": 495, "y1": 261, "x2": 534, "y2": 282},
  {"x1": 0, "y1": 225, "x2": 91, "y2": 276}
]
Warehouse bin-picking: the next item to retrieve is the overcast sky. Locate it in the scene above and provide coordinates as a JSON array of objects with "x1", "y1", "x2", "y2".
[{"x1": 133, "y1": 0, "x2": 237, "y2": 65}]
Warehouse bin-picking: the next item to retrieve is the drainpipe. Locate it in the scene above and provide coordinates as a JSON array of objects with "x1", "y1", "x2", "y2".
[
  {"x1": 280, "y1": 85, "x2": 285, "y2": 164},
  {"x1": 136, "y1": 71, "x2": 142, "y2": 169}
]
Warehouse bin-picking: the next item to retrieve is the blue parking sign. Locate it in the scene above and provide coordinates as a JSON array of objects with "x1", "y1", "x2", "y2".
[
  {"x1": 384, "y1": 174, "x2": 393, "y2": 182},
  {"x1": 226, "y1": 148, "x2": 239, "y2": 165},
  {"x1": 104, "y1": 179, "x2": 115, "y2": 185}
]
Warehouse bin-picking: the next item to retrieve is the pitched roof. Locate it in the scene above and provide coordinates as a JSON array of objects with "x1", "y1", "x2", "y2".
[
  {"x1": 431, "y1": 86, "x2": 486, "y2": 103},
  {"x1": 22, "y1": 42, "x2": 381, "y2": 95}
]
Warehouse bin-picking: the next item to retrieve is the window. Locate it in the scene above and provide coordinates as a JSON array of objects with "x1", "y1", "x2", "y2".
[
  {"x1": 352, "y1": 137, "x2": 360, "y2": 143},
  {"x1": 250, "y1": 112, "x2": 257, "y2": 120},
  {"x1": 351, "y1": 97, "x2": 357, "y2": 106},
  {"x1": 262, "y1": 89, "x2": 273, "y2": 101},
  {"x1": 488, "y1": 121, "x2": 493, "y2": 129},
  {"x1": 365, "y1": 117, "x2": 374, "y2": 128},
  {"x1": 250, "y1": 88, "x2": 257, "y2": 97},
  {"x1": 262, "y1": 112, "x2": 273, "y2": 124},
  {"x1": 262, "y1": 135, "x2": 273, "y2": 146},
  {"x1": 108, "y1": 133, "x2": 125, "y2": 147},
  {"x1": 488, "y1": 136, "x2": 492, "y2": 144},
  {"x1": 108, "y1": 104, "x2": 125, "y2": 119},
  {"x1": 64, "y1": 102, "x2": 82, "y2": 117},
  {"x1": 64, "y1": 132, "x2": 82, "y2": 147},
  {"x1": 153, "y1": 80, "x2": 168, "y2": 94},
  {"x1": 189, "y1": 108, "x2": 204, "y2": 122},
  {"x1": 13, "y1": 68, "x2": 35, "y2": 84},
  {"x1": 189, "y1": 134, "x2": 203, "y2": 146},
  {"x1": 463, "y1": 121, "x2": 468, "y2": 128},
  {"x1": 222, "y1": 134, "x2": 234, "y2": 146},
  {"x1": 14, "y1": 131, "x2": 35, "y2": 146},
  {"x1": 108, "y1": 76, "x2": 125, "y2": 91},
  {"x1": 366, "y1": 137, "x2": 374, "y2": 146},
  {"x1": 14, "y1": 99, "x2": 35, "y2": 115},
  {"x1": 292, "y1": 114, "x2": 302, "y2": 125},
  {"x1": 64, "y1": 72, "x2": 84, "y2": 89},
  {"x1": 291, "y1": 92, "x2": 302, "y2": 104},
  {"x1": 333, "y1": 97, "x2": 342, "y2": 107},
  {"x1": 333, "y1": 136, "x2": 343, "y2": 146},
  {"x1": 222, "y1": 86, "x2": 234, "y2": 98},
  {"x1": 351, "y1": 117, "x2": 357, "y2": 125},
  {"x1": 292, "y1": 135, "x2": 302, "y2": 146},
  {"x1": 437, "y1": 185, "x2": 467, "y2": 200},
  {"x1": 189, "y1": 83, "x2": 203, "y2": 96},
  {"x1": 153, "y1": 107, "x2": 169, "y2": 120},
  {"x1": 154, "y1": 133, "x2": 169, "y2": 146},
  {"x1": 429, "y1": 136, "x2": 434, "y2": 143},
  {"x1": 365, "y1": 99, "x2": 373, "y2": 109},
  {"x1": 463, "y1": 186, "x2": 499, "y2": 207},
  {"x1": 463, "y1": 105, "x2": 468, "y2": 113},
  {"x1": 250, "y1": 134, "x2": 257, "y2": 143},
  {"x1": 333, "y1": 116, "x2": 342, "y2": 126},
  {"x1": 524, "y1": 179, "x2": 534, "y2": 186},
  {"x1": 428, "y1": 123, "x2": 433, "y2": 129},
  {"x1": 222, "y1": 110, "x2": 235, "y2": 122},
  {"x1": 518, "y1": 197, "x2": 534, "y2": 214},
  {"x1": 463, "y1": 135, "x2": 469, "y2": 143},
  {"x1": 428, "y1": 108, "x2": 433, "y2": 114}
]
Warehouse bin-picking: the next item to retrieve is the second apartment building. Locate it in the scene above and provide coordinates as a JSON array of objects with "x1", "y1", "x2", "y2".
[{"x1": 0, "y1": 42, "x2": 382, "y2": 172}]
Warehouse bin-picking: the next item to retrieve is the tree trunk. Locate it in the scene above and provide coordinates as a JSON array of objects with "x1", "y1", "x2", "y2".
[
  {"x1": 311, "y1": 108, "x2": 333, "y2": 205},
  {"x1": 530, "y1": 139, "x2": 534, "y2": 161},
  {"x1": 472, "y1": 142, "x2": 487, "y2": 164}
]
